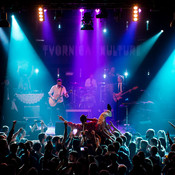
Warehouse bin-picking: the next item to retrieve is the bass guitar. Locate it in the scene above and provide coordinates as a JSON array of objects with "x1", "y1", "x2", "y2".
[
  {"x1": 113, "y1": 86, "x2": 138, "y2": 102},
  {"x1": 49, "y1": 90, "x2": 72, "y2": 107}
]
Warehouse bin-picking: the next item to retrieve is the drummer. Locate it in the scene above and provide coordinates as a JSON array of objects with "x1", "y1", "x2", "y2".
[{"x1": 85, "y1": 74, "x2": 97, "y2": 90}]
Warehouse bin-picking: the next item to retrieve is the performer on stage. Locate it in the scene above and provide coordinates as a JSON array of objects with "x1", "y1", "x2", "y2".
[
  {"x1": 82, "y1": 74, "x2": 97, "y2": 109},
  {"x1": 108, "y1": 67, "x2": 117, "y2": 93},
  {"x1": 85, "y1": 74, "x2": 97, "y2": 89},
  {"x1": 113, "y1": 75, "x2": 125, "y2": 123},
  {"x1": 48, "y1": 78, "x2": 69, "y2": 124},
  {"x1": 1, "y1": 78, "x2": 19, "y2": 125},
  {"x1": 116, "y1": 75, "x2": 124, "y2": 94}
]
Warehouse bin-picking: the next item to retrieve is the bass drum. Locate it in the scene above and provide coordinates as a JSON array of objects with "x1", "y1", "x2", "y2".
[{"x1": 79, "y1": 93, "x2": 96, "y2": 108}]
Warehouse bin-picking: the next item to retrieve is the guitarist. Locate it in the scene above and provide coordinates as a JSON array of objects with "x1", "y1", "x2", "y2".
[
  {"x1": 113, "y1": 75, "x2": 125, "y2": 123},
  {"x1": 48, "y1": 78, "x2": 69, "y2": 124}
]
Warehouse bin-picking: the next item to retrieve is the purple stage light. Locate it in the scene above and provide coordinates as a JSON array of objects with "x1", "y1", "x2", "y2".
[
  {"x1": 44, "y1": 9, "x2": 47, "y2": 12},
  {"x1": 138, "y1": 8, "x2": 142, "y2": 13},
  {"x1": 95, "y1": 9, "x2": 100, "y2": 13},
  {"x1": 80, "y1": 9, "x2": 84, "y2": 13}
]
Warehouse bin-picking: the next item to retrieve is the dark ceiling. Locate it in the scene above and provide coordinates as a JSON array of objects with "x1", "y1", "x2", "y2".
[{"x1": 0, "y1": 0, "x2": 174, "y2": 11}]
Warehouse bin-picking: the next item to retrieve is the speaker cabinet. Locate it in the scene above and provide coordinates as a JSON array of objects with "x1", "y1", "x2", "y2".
[{"x1": 24, "y1": 106, "x2": 40, "y2": 118}]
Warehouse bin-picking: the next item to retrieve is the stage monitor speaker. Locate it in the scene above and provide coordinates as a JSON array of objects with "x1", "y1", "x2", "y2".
[
  {"x1": 55, "y1": 122, "x2": 71, "y2": 135},
  {"x1": 24, "y1": 106, "x2": 40, "y2": 118}
]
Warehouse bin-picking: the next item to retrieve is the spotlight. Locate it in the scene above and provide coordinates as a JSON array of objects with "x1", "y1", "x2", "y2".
[
  {"x1": 35, "y1": 68, "x2": 39, "y2": 74},
  {"x1": 161, "y1": 30, "x2": 164, "y2": 33},
  {"x1": 103, "y1": 74, "x2": 107, "y2": 79},
  {"x1": 80, "y1": 9, "x2": 84, "y2": 13},
  {"x1": 0, "y1": 11, "x2": 10, "y2": 27},
  {"x1": 126, "y1": 21, "x2": 129, "y2": 30},
  {"x1": 132, "y1": 5, "x2": 139, "y2": 22},
  {"x1": 58, "y1": 24, "x2": 61, "y2": 29},
  {"x1": 95, "y1": 9, "x2": 100, "y2": 13},
  {"x1": 146, "y1": 20, "x2": 149, "y2": 31},
  {"x1": 81, "y1": 12, "x2": 93, "y2": 30},
  {"x1": 124, "y1": 71, "x2": 128, "y2": 78},
  {"x1": 38, "y1": 6, "x2": 45, "y2": 22},
  {"x1": 103, "y1": 28, "x2": 107, "y2": 33}
]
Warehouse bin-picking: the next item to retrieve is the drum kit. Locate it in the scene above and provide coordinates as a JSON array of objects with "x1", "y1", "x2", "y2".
[{"x1": 70, "y1": 81, "x2": 107, "y2": 108}]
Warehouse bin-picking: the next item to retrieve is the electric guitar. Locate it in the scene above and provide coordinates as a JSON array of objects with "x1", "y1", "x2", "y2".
[
  {"x1": 49, "y1": 90, "x2": 72, "y2": 107},
  {"x1": 113, "y1": 86, "x2": 138, "y2": 102}
]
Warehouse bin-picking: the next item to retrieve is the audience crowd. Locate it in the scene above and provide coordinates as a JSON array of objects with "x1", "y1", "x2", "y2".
[{"x1": 0, "y1": 105, "x2": 175, "y2": 175}]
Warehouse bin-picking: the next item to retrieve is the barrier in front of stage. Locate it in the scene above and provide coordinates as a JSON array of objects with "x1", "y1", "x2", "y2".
[{"x1": 66, "y1": 109, "x2": 91, "y2": 123}]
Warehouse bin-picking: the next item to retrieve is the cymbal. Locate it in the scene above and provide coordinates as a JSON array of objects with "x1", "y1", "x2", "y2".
[
  {"x1": 78, "y1": 86, "x2": 85, "y2": 89},
  {"x1": 98, "y1": 82, "x2": 106, "y2": 85},
  {"x1": 121, "y1": 102, "x2": 139, "y2": 105},
  {"x1": 71, "y1": 82, "x2": 79, "y2": 85},
  {"x1": 140, "y1": 101, "x2": 154, "y2": 104}
]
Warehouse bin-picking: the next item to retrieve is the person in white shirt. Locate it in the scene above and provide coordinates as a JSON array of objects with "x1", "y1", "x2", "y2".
[
  {"x1": 83, "y1": 74, "x2": 97, "y2": 108},
  {"x1": 85, "y1": 74, "x2": 97, "y2": 89},
  {"x1": 48, "y1": 78, "x2": 69, "y2": 124}
]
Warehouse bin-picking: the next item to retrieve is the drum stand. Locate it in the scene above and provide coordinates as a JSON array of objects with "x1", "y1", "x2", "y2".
[
  {"x1": 123, "y1": 105, "x2": 130, "y2": 131},
  {"x1": 48, "y1": 109, "x2": 53, "y2": 127}
]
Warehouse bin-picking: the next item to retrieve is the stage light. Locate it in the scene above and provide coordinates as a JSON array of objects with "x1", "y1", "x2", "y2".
[
  {"x1": 0, "y1": 11, "x2": 10, "y2": 27},
  {"x1": 132, "y1": 5, "x2": 139, "y2": 22},
  {"x1": 96, "y1": 9, "x2": 108, "y2": 18},
  {"x1": 147, "y1": 71, "x2": 150, "y2": 76},
  {"x1": 161, "y1": 29, "x2": 164, "y2": 33},
  {"x1": 103, "y1": 74, "x2": 107, "y2": 79},
  {"x1": 95, "y1": 9, "x2": 100, "y2": 13},
  {"x1": 38, "y1": 6, "x2": 45, "y2": 22},
  {"x1": 35, "y1": 68, "x2": 39, "y2": 74},
  {"x1": 58, "y1": 24, "x2": 61, "y2": 29},
  {"x1": 146, "y1": 20, "x2": 149, "y2": 31},
  {"x1": 81, "y1": 12, "x2": 93, "y2": 30},
  {"x1": 103, "y1": 28, "x2": 107, "y2": 33},
  {"x1": 133, "y1": 6, "x2": 138, "y2": 10},
  {"x1": 126, "y1": 21, "x2": 129, "y2": 30},
  {"x1": 124, "y1": 71, "x2": 128, "y2": 78},
  {"x1": 80, "y1": 9, "x2": 84, "y2": 13}
]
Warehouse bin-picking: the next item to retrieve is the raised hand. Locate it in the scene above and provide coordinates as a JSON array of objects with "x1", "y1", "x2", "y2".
[{"x1": 58, "y1": 116, "x2": 65, "y2": 122}]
